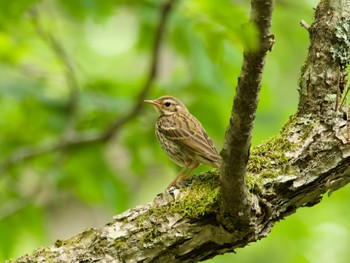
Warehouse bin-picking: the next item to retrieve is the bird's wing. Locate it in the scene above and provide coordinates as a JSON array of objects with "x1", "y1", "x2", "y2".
[{"x1": 157, "y1": 113, "x2": 220, "y2": 166}]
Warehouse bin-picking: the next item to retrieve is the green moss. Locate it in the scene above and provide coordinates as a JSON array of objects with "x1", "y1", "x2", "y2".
[
  {"x1": 130, "y1": 171, "x2": 221, "y2": 248},
  {"x1": 246, "y1": 116, "x2": 297, "y2": 187},
  {"x1": 54, "y1": 239, "x2": 63, "y2": 248},
  {"x1": 246, "y1": 114, "x2": 321, "y2": 193},
  {"x1": 170, "y1": 171, "x2": 220, "y2": 218},
  {"x1": 246, "y1": 172, "x2": 262, "y2": 191},
  {"x1": 130, "y1": 172, "x2": 218, "y2": 225},
  {"x1": 260, "y1": 170, "x2": 280, "y2": 178},
  {"x1": 134, "y1": 202, "x2": 170, "y2": 244},
  {"x1": 133, "y1": 206, "x2": 170, "y2": 246},
  {"x1": 300, "y1": 119, "x2": 317, "y2": 141},
  {"x1": 247, "y1": 134, "x2": 292, "y2": 174},
  {"x1": 136, "y1": 214, "x2": 149, "y2": 229},
  {"x1": 114, "y1": 240, "x2": 125, "y2": 249}
]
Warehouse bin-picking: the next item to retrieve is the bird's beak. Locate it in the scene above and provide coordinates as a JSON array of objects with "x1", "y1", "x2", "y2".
[{"x1": 144, "y1": 100, "x2": 160, "y2": 107}]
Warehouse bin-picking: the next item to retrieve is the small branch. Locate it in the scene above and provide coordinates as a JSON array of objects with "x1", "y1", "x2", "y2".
[
  {"x1": 30, "y1": 7, "x2": 80, "y2": 128},
  {"x1": 0, "y1": 0, "x2": 176, "y2": 175},
  {"x1": 102, "y1": 0, "x2": 176, "y2": 141},
  {"x1": 0, "y1": 199, "x2": 29, "y2": 221},
  {"x1": 219, "y1": 0, "x2": 274, "y2": 230},
  {"x1": 300, "y1": 19, "x2": 310, "y2": 32},
  {"x1": 0, "y1": 132, "x2": 101, "y2": 174}
]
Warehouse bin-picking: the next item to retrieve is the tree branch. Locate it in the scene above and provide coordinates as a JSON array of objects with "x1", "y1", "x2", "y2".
[
  {"x1": 30, "y1": 6, "x2": 80, "y2": 128},
  {"x1": 300, "y1": 19, "x2": 311, "y2": 32},
  {"x1": 9, "y1": 115, "x2": 350, "y2": 262},
  {"x1": 0, "y1": 0, "x2": 176, "y2": 175},
  {"x1": 101, "y1": 0, "x2": 176, "y2": 141},
  {"x1": 298, "y1": 0, "x2": 350, "y2": 116},
  {"x1": 219, "y1": 0, "x2": 275, "y2": 230}
]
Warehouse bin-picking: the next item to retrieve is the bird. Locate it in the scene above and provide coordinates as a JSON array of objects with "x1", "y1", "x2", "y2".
[{"x1": 144, "y1": 95, "x2": 221, "y2": 189}]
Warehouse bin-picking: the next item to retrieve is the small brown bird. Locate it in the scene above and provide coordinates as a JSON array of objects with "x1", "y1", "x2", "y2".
[{"x1": 144, "y1": 95, "x2": 221, "y2": 189}]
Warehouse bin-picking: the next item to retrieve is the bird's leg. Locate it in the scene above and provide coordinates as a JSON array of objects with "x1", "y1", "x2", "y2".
[
  {"x1": 180, "y1": 163, "x2": 199, "y2": 181},
  {"x1": 166, "y1": 162, "x2": 191, "y2": 189}
]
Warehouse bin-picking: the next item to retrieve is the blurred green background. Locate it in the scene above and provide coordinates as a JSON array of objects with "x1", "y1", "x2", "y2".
[{"x1": 0, "y1": 0, "x2": 349, "y2": 262}]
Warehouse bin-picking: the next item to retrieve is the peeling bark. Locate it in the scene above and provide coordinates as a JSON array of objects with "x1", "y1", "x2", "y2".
[{"x1": 8, "y1": 0, "x2": 350, "y2": 262}]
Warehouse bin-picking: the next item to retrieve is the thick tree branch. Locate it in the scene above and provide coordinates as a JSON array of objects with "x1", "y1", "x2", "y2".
[
  {"x1": 0, "y1": 0, "x2": 175, "y2": 175},
  {"x1": 219, "y1": 0, "x2": 274, "y2": 230},
  {"x1": 298, "y1": 0, "x2": 350, "y2": 116},
  {"x1": 9, "y1": 116, "x2": 350, "y2": 262}
]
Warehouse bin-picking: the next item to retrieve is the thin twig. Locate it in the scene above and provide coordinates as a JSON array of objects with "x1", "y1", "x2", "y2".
[
  {"x1": 0, "y1": 132, "x2": 101, "y2": 173},
  {"x1": 300, "y1": 19, "x2": 310, "y2": 32},
  {"x1": 102, "y1": 0, "x2": 176, "y2": 141},
  {"x1": 30, "y1": 7, "x2": 80, "y2": 127},
  {"x1": 0, "y1": 0, "x2": 176, "y2": 175},
  {"x1": 0, "y1": 199, "x2": 29, "y2": 221}
]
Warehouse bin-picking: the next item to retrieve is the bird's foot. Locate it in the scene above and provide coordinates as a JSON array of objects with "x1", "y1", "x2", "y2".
[{"x1": 166, "y1": 181, "x2": 182, "y2": 190}]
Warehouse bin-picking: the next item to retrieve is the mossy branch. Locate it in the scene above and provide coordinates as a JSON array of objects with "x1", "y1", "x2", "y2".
[{"x1": 9, "y1": 113, "x2": 350, "y2": 262}]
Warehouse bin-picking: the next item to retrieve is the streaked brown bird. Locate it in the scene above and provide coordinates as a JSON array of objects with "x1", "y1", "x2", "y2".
[{"x1": 144, "y1": 95, "x2": 221, "y2": 189}]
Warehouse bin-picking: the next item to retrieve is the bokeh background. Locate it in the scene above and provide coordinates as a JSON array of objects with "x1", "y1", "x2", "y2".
[{"x1": 1, "y1": 0, "x2": 349, "y2": 262}]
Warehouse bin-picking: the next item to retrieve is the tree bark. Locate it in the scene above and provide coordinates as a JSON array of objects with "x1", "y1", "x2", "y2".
[
  {"x1": 220, "y1": 0, "x2": 274, "y2": 231},
  {"x1": 9, "y1": 0, "x2": 350, "y2": 262}
]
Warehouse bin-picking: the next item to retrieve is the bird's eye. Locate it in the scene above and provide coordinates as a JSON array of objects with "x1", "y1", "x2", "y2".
[{"x1": 164, "y1": 101, "x2": 171, "y2": 107}]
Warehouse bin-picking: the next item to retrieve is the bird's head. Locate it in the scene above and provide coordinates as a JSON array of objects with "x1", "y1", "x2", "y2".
[{"x1": 144, "y1": 96, "x2": 188, "y2": 115}]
